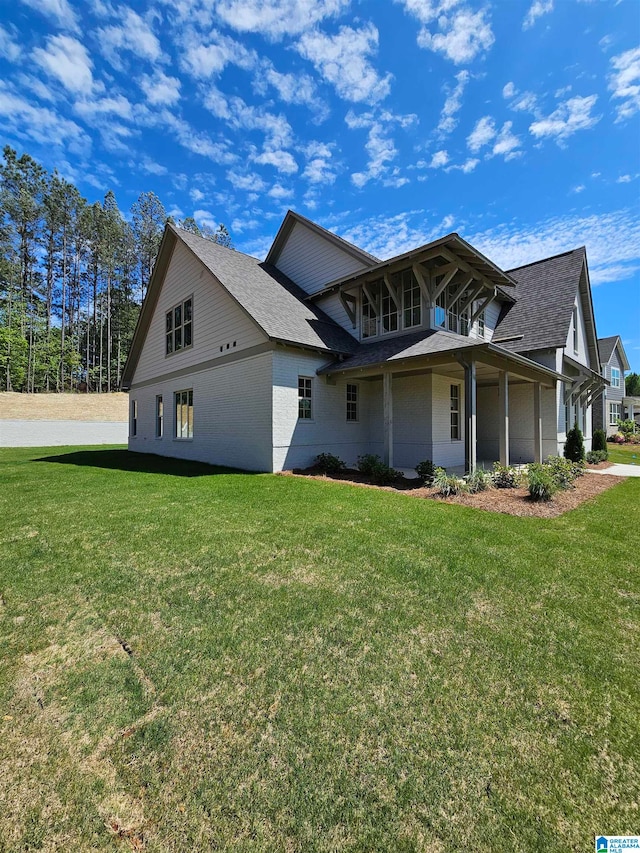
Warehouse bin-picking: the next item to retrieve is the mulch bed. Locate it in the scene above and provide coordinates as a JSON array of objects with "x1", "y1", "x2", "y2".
[{"x1": 282, "y1": 466, "x2": 625, "y2": 518}]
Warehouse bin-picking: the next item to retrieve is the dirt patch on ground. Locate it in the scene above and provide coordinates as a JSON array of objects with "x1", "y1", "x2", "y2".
[
  {"x1": 586, "y1": 460, "x2": 613, "y2": 470},
  {"x1": 0, "y1": 391, "x2": 128, "y2": 421},
  {"x1": 281, "y1": 468, "x2": 624, "y2": 518}
]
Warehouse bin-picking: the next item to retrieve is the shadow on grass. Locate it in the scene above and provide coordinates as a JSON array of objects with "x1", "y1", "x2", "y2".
[{"x1": 35, "y1": 448, "x2": 254, "y2": 478}]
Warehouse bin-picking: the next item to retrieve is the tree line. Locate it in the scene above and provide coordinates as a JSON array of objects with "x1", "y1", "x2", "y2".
[{"x1": 0, "y1": 146, "x2": 231, "y2": 393}]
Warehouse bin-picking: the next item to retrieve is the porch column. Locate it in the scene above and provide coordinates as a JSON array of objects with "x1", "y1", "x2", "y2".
[
  {"x1": 464, "y1": 359, "x2": 477, "y2": 472},
  {"x1": 383, "y1": 372, "x2": 393, "y2": 467},
  {"x1": 499, "y1": 370, "x2": 509, "y2": 466},
  {"x1": 533, "y1": 382, "x2": 543, "y2": 463}
]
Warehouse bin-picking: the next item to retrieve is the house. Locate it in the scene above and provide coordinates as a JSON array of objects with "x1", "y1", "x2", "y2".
[
  {"x1": 594, "y1": 335, "x2": 638, "y2": 435},
  {"x1": 121, "y1": 211, "x2": 605, "y2": 473}
]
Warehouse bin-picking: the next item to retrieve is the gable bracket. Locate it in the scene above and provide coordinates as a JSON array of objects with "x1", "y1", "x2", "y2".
[
  {"x1": 383, "y1": 273, "x2": 401, "y2": 309},
  {"x1": 412, "y1": 263, "x2": 432, "y2": 303},
  {"x1": 457, "y1": 283, "x2": 486, "y2": 315},
  {"x1": 431, "y1": 267, "x2": 458, "y2": 303},
  {"x1": 446, "y1": 276, "x2": 474, "y2": 311},
  {"x1": 470, "y1": 291, "x2": 495, "y2": 325},
  {"x1": 339, "y1": 290, "x2": 357, "y2": 328},
  {"x1": 362, "y1": 281, "x2": 380, "y2": 316}
]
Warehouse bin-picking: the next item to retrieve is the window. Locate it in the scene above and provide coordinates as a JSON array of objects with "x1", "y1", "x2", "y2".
[
  {"x1": 361, "y1": 291, "x2": 377, "y2": 339},
  {"x1": 175, "y1": 389, "x2": 193, "y2": 438},
  {"x1": 130, "y1": 400, "x2": 137, "y2": 437},
  {"x1": 401, "y1": 270, "x2": 421, "y2": 328},
  {"x1": 381, "y1": 284, "x2": 399, "y2": 334},
  {"x1": 298, "y1": 376, "x2": 312, "y2": 420},
  {"x1": 611, "y1": 367, "x2": 620, "y2": 388},
  {"x1": 166, "y1": 297, "x2": 193, "y2": 355},
  {"x1": 459, "y1": 308, "x2": 470, "y2": 337},
  {"x1": 346, "y1": 383, "x2": 358, "y2": 421},
  {"x1": 610, "y1": 402, "x2": 621, "y2": 426},
  {"x1": 450, "y1": 384, "x2": 460, "y2": 440},
  {"x1": 435, "y1": 291, "x2": 446, "y2": 328},
  {"x1": 572, "y1": 305, "x2": 578, "y2": 353},
  {"x1": 155, "y1": 395, "x2": 163, "y2": 438},
  {"x1": 478, "y1": 311, "x2": 486, "y2": 338}
]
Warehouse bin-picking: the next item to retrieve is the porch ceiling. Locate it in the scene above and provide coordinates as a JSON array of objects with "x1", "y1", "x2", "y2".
[{"x1": 318, "y1": 329, "x2": 568, "y2": 387}]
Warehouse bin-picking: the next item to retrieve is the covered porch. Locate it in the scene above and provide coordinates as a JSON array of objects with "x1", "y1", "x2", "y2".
[{"x1": 319, "y1": 331, "x2": 566, "y2": 473}]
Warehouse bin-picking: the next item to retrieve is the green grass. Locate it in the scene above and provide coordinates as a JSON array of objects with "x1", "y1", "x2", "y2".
[
  {"x1": 0, "y1": 446, "x2": 639, "y2": 852},
  {"x1": 607, "y1": 442, "x2": 640, "y2": 464}
]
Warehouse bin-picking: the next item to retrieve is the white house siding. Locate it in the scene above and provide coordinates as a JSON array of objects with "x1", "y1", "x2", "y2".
[
  {"x1": 599, "y1": 348, "x2": 626, "y2": 436},
  {"x1": 392, "y1": 375, "x2": 432, "y2": 467},
  {"x1": 469, "y1": 297, "x2": 502, "y2": 342},
  {"x1": 430, "y1": 374, "x2": 466, "y2": 469},
  {"x1": 478, "y1": 380, "x2": 557, "y2": 463},
  {"x1": 315, "y1": 291, "x2": 358, "y2": 336},
  {"x1": 128, "y1": 350, "x2": 273, "y2": 472},
  {"x1": 274, "y1": 221, "x2": 369, "y2": 296},
  {"x1": 271, "y1": 348, "x2": 375, "y2": 471},
  {"x1": 566, "y1": 292, "x2": 589, "y2": 366},
  {"x1": 132, "y1": 242, "x2": 265, "y2": 386}
]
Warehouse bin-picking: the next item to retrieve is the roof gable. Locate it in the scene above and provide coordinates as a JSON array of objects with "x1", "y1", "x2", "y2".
[
  {"x1": 266, "y1": 210, "x2": 379, "y2": 269},
  {"x1": 494, "y1": 247, "x2": 599, "y2": 365},
  {"x1": 598, "y1": 335, "x2": 630, "y2": 370}
]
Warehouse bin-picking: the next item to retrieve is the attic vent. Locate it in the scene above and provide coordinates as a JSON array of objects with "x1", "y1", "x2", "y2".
[{"x1": 219, "y1": 341, "x2": 238, "y2": 352}]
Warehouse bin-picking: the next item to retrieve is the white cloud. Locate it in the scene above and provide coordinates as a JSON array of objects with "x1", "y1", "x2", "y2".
[
  {"x1": 617, "y1": 174, "x2": 632, "y2": 183},
  {"x1": 529, "y1": 94, "x2": 600, "y2": 143},
  {"x1": 268, "y1": 182, "x2": 293, "y2": 199},
  {"x1": 460, "y1": 157, "x2": 479, "y2": 173},
  {"x1": 522, "y1": 0, "x2": 553, "y2": 31},
  {"x1": 213, "y1": 0, "x2": 349, "y2": 39},
  {"x1": 140, "y1": 157, "x2": 168, "y2": 176},
  {"x1": 254, "y1": 61, "x2": 327, "y2": 118},
  {"x1": 253, "y1": 149, "x2": 299, "y2": 174},
  {"x1": 140, "y1": 71, "x2": 181, "y2": 106},
  {"x1": 227, "y1": 170, "x2": 267, "y2": 192},
  {"x1": 571, "y1": 184, "x2": 585, "y2": 194},
  {"x1": 98, "y1": 8, "x2": 162, "y2": 67},
  {"x1": 608, "y1": 46, "x2": 640, "y2": 122},
  {"x1": 33, "y1": 35, "x2": 95, "y2": 96},
  {"x1": 346, "y1": 110, "x2": 416, "y2": 187},
  {"x1": 19, "y1": 0, "x2": 79, "y2": 32},
  {"x1": 74, "y1": 94, "x2": 133, "y2": 121},
  {"x1": 302, "y1": 141, "x2": 338, "y2": 184},
  {"x1": 492, "y1": 121, "x2": 521, "y2": 160},
  {"x1": 467, "y1": 115, "x2": 495, "y2": 151},
  {"x1": 437, "y1": 70, "x2": 469, "y2": 136},
  {"x1": 297, "y1": 23, "x2": 392, "y2": 104},
  {"x1": 512, "y1": 92, "x2": 538, "y2": 113},
  {"x1": 502, "y1": 81, "x2": 515, "y2": 99},
  {"x1": 194, "y1": 209, "x2": 219, "y2": 230},
  {"x1": 412, "y1": 5, "x2": 494, "y2": 65},
  {"x1": 430, "y1": 149, "x2": 449, "y2": 168},
  {"x1": 0, "y1": 84, "x2": 90, "y2": 154},
  {"x1": 0, "y1": 25, "x2": 21, "y2": 62},
  {"x1": 156, "y1": 110, "x2": 237, "y2": 163},
  {"x1": 181, "y1": 29, "x2": 256, "y2": 79}
]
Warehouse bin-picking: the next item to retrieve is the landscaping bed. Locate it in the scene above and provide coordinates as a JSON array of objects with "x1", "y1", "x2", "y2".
[{"x1": 285, "y1": 465, "x2": 623, "y2": 517}]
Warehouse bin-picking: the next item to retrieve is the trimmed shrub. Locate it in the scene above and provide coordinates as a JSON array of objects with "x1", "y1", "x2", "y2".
[
  {"x1": 593, "y1": 429, "x2": 607, "y2": 452},
  {"x1": 415, "y1": 459, "x2": 436, "y2": 485},
  {"x1": 617, "y1": 419, "x2": 636, "y2": 438},
  {"x1": 433, "y1": 467, "x2": 466, "y2": 497},
  {"x1": 564, "y1": 422, "x2": 585, "y2": 462},
  {"x1": 465, "y1": 468, "x2": 491, "y2": 494},
  {"x1": 492, "y1": 462, "x2": 519, "y2": 489},
  {"x1": 356, "y1": 454, "x2": 399, "y2": 485},
  {"x1": 586, "y1": 450, "x2": 608, "y2": 464},
  {"x1": 527, "y1": 463, "x2": 558, "y2": 502},
  {"x1": 357, "y1": 454, "x2": 382, "y2": 475},
  {"x1": 314, "y1": 453, "x2": 346, "y2": 476},
  {"x1": 545, "y1": 455, "x2": 581, "y2": 489}
]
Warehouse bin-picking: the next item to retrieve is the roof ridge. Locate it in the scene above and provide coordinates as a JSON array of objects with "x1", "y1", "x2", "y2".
[
  {"x1": 289, "y1": 210, "x2": 380, "y2": 263},
  {"x1": 507, "y1": 246, "x2": 584, "y2": 273},
  {"x1": 169, "y1": 222, "x2": 261, "y2": 262}
]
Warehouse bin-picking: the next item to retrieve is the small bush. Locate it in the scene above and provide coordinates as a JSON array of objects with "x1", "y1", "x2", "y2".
[
  {"x1": 492, "y1": 462, "x2": 519, "y2": 489},
  {"x1": 315, "y1": 453, "x2": 346, "y2": 476},
  {"x1": 545, "y1": 455, "x2": 581, "y2": 489},
  {"x1": 593, "y1": 429, "x2": 607, "y2": 452},
  {"x1": 356, "y1": 454, "x2": 399, "y2": 485},
  {"x1": 465, "y1": 468, "x2": 491, "y2": 494},
  {"x1": 586, "y1": 450, "x2": 608, "y2": 464},
  {"x1": 527, "y1": 463, "x2": 558, "y2": 502},
  {"x1": 415, "y1": 459, "x2": 436, "y2": 485},
  {"x1": 564, "y1": 422, "x2": 585, "y2": 462},
  {"x1": 609, "y1": 433, "x2": 625, "y2": 444},
  {"x1": 617, "y1": 418, "x2": 637, "y2": 438},
  {"x1": 433, "y1": 467, "x2": 466, "y2": 497}
]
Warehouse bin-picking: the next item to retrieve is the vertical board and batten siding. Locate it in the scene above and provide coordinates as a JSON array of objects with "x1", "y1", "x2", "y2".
[
  {"x1": 271, "y1": 348, "x2": 375, "y2": 471},
  {"x1": 274, "y1": 221, "x2": 370, "y2": 296},
  {"x1": 128, "y1": 351, "x2": 273, "y2": 471},
  {"x1": 131, "y1": 241, "x2": 266, "y2": 387}
]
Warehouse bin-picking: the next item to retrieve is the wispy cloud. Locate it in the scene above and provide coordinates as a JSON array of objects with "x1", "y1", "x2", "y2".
[
  {"x1": 529, "y1": 94, "x2": 600, "y2": 143},
  {"x1": 139, "y1": 70, "x2": 181, "y2": 106},
  {"x1": 97, "y1": 7, "x2": 162, "y2": 67},
  {"x1": 346, "y1": 109, "x2": 416, "y2": 187},
  {"x1": 0, "y1": 83, "x2": 91, "y2": 154},
  {"x1": 214, "y1": 0, "x2": 349, "y2": 39},
  {"x1": 180, "y1": 29, "x2": 256, "y2": 79},
  {"x1": 33, "y1": 35, "x2": 96, "y2": 96},
  {"x1": 19, "y1": 0, "x2": 79, "y2": 32},
  {"x1": 0, "y1": 24, "x2": 21, "y2": 62},
  {"x1": 608, "y1": 46, "x2": 640, "y2": 122},
  {"x1": 437, "y1": 70, "x2": 469, "y2": 136},
  {"x1": 297, "y1": 23, "x2": 392, "y2": 104},
  {"x1": 399, "y1": 1, "x2": 494, "y2": 65},
  {"x1": 522, "y1": 0, "x2": 553, "y2": 31}
]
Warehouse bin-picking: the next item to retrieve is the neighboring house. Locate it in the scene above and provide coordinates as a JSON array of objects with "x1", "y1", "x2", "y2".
[
  {"x1": 594, "y1": 335, "x2": 638, "y2": 435},
  {"x1": 122, "y1": 211, "x2": 604, "y2": 473}
]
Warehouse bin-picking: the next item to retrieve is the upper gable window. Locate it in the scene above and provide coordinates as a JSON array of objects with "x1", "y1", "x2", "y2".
[
  {"x1": 401, "y1": 270, "x2": 421, "y2": 329},
  {"x1": 166, "y1": 297, "x2": 193, "y2": 356},
  {"x1": 572, "y1": 305, "x2": 578, "y2": 353},
  {"x1": 361, "y1": 290, "x2": 378, "y2": 339},
  {"x1": 611, "y1": 367, "x2": 620, "y2": 388}
]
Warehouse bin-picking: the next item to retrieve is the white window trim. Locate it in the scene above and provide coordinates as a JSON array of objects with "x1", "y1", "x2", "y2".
[
  {"x1": 611, "y1": 367, "x2": 620, "y2": 388},
  {"x1": 155, "y1": 395, "x2": 163, "y2": 438},
  {"x1": 609, "y1": 402, "x2": 621, "y2": 426},
  {"x1": 166, "y1": 295, "x2": 194, "y2": 357},
  {"x1": 346, "y1": 383, "x2": 358, "y2": 422},
  {"x1": 450, "y1": 383, "x2": 461, "y2": 441},
  {"x1": 298, "y1": 376, "x2": 313, "y2": 421},
  {"x1": 572, "y1": 305, "x2": 579, "y2": 354},
  {"x1": 174, "y1": 389, "x2": 194, "y2": 439},
  {"x1": 130, "y1": 400, "x2": 137, "y2": 437}
]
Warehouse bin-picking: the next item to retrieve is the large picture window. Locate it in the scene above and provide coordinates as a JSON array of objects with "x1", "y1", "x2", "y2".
[
  {"x1": 298, "y1": 377, "x2": 312, "y2": 420},
  {"x1": 166, "y1": 297, "x2": 193, "y2": 355},
  {"x1": 450, "y1": 384, "x2": 460, "y2": 440},
  {"x1": 175, "y1": 389, "x2": 193, "y2": 438}
]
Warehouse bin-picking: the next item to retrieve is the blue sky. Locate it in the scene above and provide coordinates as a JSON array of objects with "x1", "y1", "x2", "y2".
[{"x1": 1, "y1": 0, "x2": 639, "y2": 370}]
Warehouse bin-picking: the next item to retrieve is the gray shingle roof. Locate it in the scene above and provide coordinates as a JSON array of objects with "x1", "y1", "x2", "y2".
[
  {"x1": 597, "y1": 336, "x2": 618, "y2": 364},
  {"x1": 176, "y1": 226, "x2": 359, "y2": 354},
  {"x1": 493, "y1": 248, "x2": 586, "y2": 353},
  {"x1": 317, "y1": 329, "x2": 479, "y2": 374}
]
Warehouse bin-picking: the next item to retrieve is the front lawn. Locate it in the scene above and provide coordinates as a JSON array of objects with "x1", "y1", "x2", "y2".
[
  {"x1": 0, "y1": 447, "x2": 638, "y2": 852},
  {"x1": 607, "y1": 442, "x2": 640, "y2": 464}
]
